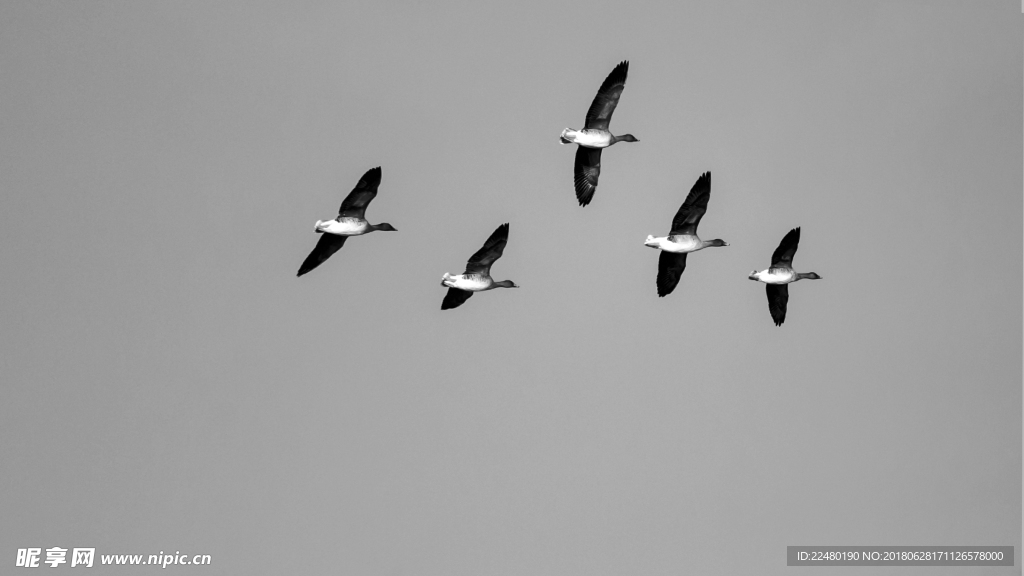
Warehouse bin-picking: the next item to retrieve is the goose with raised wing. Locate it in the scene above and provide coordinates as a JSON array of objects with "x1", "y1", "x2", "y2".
[
  {"x1": 296, "y1": 166, "x2": 396, "y2": 277},
  {"x1": 559, "y1": 60, "x2": 638, "y2": 206},
  {"x1": 440, "y1": 223, "x2": 518, "y2": 310},
  {"x1": 644, "y1": 172, "x2": 728, "y2": 297},
  {"x1": 748, "y1": 227, "x2": 822, "y2": 326}
]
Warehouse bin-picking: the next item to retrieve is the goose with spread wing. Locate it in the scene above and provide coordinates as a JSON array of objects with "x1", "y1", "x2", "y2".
[
  {"x1": 748, "y1": 227, "x2": 822, "y2": 326},
  {"x1": 440, "y1": 223, "x2": 518, "y2": 310},
  {"x1": 559, "y1": 60, "x2": 638, "y2": 207},
  {"x1": 644, "y1": 172, "x2": 728, "y2": 297},
  {"x1": 296, "y1": 166, "x2": 396, "y2": 277}
]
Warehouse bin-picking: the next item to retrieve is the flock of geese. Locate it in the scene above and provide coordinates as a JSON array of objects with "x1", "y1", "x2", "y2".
[{"x1": 296, "y1": 61, "x2": 822, "y2": 326}]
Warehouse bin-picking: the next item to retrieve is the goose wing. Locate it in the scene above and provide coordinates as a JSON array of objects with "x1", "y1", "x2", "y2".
[
  {"x1": 441, "y1": 288, "x2": 473, "y2": 310},
  {"x1": 464, "y1": 223, "x2": 509, "y2": 276},
  {"x1": 669, "y1": 172, "x2": 711, "y2": 235},
  {"x1": 297, "y1": 234, "x2": 348, "y2": 277},
  {"x1": 584, "y1": 60, "x2": 628, "y2": 131},
  {"x1": 337, "y1": 166, "x2": 382, "y2": 219},
  {"x1": 771, "y1": 227, "x2": 800, "y2": 268},
  {"x1": 766, "y1": 283, "x2": 789, "y2": 326},
  {"x1": 574, "y1": 146, "x2": 602, "y2": 206},
  {"x1": 657, "y1": 251, "x2": 688, "y2": 297}
]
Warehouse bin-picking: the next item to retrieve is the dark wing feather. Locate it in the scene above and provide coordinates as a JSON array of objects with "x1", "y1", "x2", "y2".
[
  {"x1": 584, "y1": 60, "x2": 628, "y2": 131},
  {"x1": 771, "y1": 227, "x2": 801, "y2": 268},
  {"x1": 337, "y1": 166, "x2": 382, "y2": 219},
  {"x1": 766, "y1": 284, "x2": 789, "y2": 326},
  {"x1": 464, "y1": 223, "x2": 509, "y2": 275},
  {"x1": 657, "y1": 251, "x2": 688, "y2": 297},
  {"x1": 573, "y1": 146, "x2": 602, "y2": 206},
  {"x1": 441, "y1": 288, "x2": 473, "y2": 310},
  {"x1": 297, "y1": 234, "x2": 348, "y2": 277},
  {"x1": 670, "y1": 171, "x2": 711, "y2": 235}
]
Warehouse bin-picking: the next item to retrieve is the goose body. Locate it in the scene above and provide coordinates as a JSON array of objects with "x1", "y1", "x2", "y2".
[
  {"x1": 560, "y1": 60, "x2": 638, "y2": 206},
  {"x1": 559, "y1": 128, "x2": 616, "y2": 148},
  {"x1": 749, "y1": 268, "x2": 799, "y2": 284},
  {"x1": 315, "y1": 217, "x2": 373, "y2": 236},
  {"x1": 644, "y1": 234, "x2": 707, "y2": 253},
  {"x1": 441, "y1": 223, "x2": 518, "y2": 310},
  {"x1": 296, "y1": 166, "x2": 397, "y2": 277},
  {"x1": 440, "y1": 272, "x2": 497, "y2": 292},
  {"x1": 748, "y1": 227, "x2": 822, "y2": 326},
  {"x1": 644, "y1": 172, "x2": 728, "y2": 297}
]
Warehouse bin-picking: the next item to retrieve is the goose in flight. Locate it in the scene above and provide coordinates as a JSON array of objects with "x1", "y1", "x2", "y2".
[
  {"x1": 296, "y1": 166, "x2": 396, "y2": 277},
  {"x1": 644, "y1": 172, "x2": 728, "y2": 297},
  {"x1": 440, "y1": 223, "x2": 518, "y2": 310},
  {"x1": 748, "y1": 227, "x2": 822, "y2": 326},
  {"x1": 559, "y1": 60, "x2": 638, "y2": 206}
]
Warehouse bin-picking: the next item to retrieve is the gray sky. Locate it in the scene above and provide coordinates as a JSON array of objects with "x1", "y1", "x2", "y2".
[{"x1": 1, "y1": 1, "x2": 1020, "y2": 574}]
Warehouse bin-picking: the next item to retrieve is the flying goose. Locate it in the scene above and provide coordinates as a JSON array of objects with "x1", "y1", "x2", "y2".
[
  {"x1": 296, "y1": 166, "x2": 396, "y2": 277},
  {"x1": 644, "y1": 172, "x2": 728, "y2": 297},
  {"x1": 440, "y1": 223, "x2": 518, "y2": 310},
  {"x1": 748, "y1": 227, "x2": 822, "y2": 326},
  {"x1": 559, "y1": 60, "x2": 638, "y2": 206}
]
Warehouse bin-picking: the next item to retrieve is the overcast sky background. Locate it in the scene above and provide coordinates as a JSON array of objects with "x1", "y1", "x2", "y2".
[{"x1": 1, "y1": 1, "x2": 1021, "y2": 575}]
